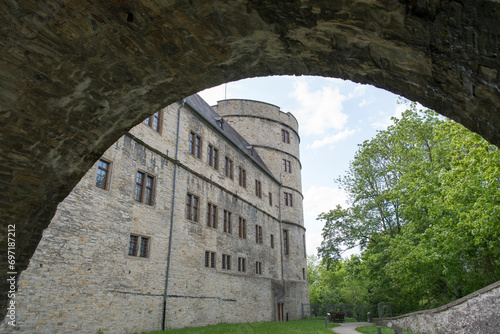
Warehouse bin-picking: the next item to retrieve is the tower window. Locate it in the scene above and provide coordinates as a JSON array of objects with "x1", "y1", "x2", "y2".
[
  {"x1": 283, "y1": 229, "x2": 289, "y2": 255},
  {"x1": 281, "y1": 129, "x2": 290, "y2": 144},
  {"x1": 282, "y1": 159, "x2": 292, "y2": 173},
  {"x1": 239, "y1": 217, "x2": 247, "y2": 239},
  {"x1": 284, "y1": 192, "x2": 293, "y2": 207},
  {"x1": 255, "y1": 261, "x2": 262, "y2": 275}
]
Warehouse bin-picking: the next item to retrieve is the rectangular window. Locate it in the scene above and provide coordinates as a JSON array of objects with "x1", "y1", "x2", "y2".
[
  {"x1": 282, "y1": 159, "x2": 292, "y2": 173},
  {"x1": 208, "y1": 144, "x2": 218, "y2": 169},
  {"x1": 238, "y1": 217, "x2": 247, "y2": 239},
  {"x1": 271, "y1": 234, "x2": 274, "y2": 249},
  {"x1": 207, "y1": 203, "x2": 217, "y2": 228},
  {"x1": 269, "y1": 192, "x2": 272, "y2": 206},
  {"x1": 303, "y1": 234, "x2": 307, "y2": 258},
  {"x1": 135, "y1": 172, "x2": 154, "y2": 205},
  {"x1": 96, "y1": 159, "x2": 110, "y2": 190},
  {"x1": 284, "y1": 192, "x2": 293, "y2": 207},
  {"x1": 281, "y1": 129, "x2": 290, "y2": 144},
  {"x1": 283, "y1": 229, "x2": 289, "y2": 255},
  {"x1": 189, "y1": 132, "x2": 202, "y2": 159},
  {"x1": 255, "y1": 225, "x2": 263, "y2": 244},
  {"x1": 128, "y1": 235, "x2": 150, "y2": 258},
  {"x1": 225, "y1": 157, "x2": 233, "y2": 179},
  {"x1": 223, "y1": 210, "x2": 232, "y2": 234},
  {"x1": 186, "y1": 193, "x2": 200, "y2": 222},
  {"x1": 255, "y1": 261, "x2": 262, "y2": 275},
  {"x1": 144, "y1": 111, "x2": 161, "y2": 132},
  {"x1": 222, "y1": 254, "x2": 231, "y2": 270},
  {"x1": 255, "y1": 180, "x2": 262, "y2": 198},
  {"x1": 303, "y1": 268, "x2": 306, "y2": 280},
  {"x1": 238, "y1": 167, "x2": 246, "y2": 188},
  {"x1": 238, "y1": 257, "x2": 246, "y2": 272},
  {"x1": 205, "y1": 251, "x2": 216, "y2": 268}
]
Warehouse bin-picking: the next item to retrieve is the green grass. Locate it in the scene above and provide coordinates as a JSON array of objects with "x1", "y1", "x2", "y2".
[
  {"x1": 139, "y1": 319, "x2": 339, "y2": 334},
  {"x1": 355, "y1": 325, "x2": 422, "y2": 334}
]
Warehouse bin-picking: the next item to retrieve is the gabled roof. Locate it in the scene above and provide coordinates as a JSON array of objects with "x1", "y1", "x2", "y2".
[{"x1": 185, "y1": 94, "x2": 277, "y2": 181}]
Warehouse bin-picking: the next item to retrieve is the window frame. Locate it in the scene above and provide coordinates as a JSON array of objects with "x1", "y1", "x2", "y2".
[
  {"x1": 282, "y1": 159, "x2": 292, "y2": 173},
  {"x1": 238, "y1": 166, "x2": 247, "y2": 188},
  {"x1": 134, "y1": 171, "x2": 155, "y2": 205},
  {"x1": 255, "y1": 225, "x2": 263, "y2": 244},
  {"x1": 283, "y1": 229, "x2": 289, "y2": 255},
  {"x1": 255, "y1": 261, "x2": 262, "y2": 275},
  {"x1": 284, "y1": 192, "x2": 293, "y2": 207},
  {"x1": 255, "y1": 180, "x2": 262, "y2": 198},
  {"x1": 207, "y1": 203, "x2": 218, "y2": 229},
  {"x1": 205, "y1": 251, "x2": 216, "y2": 268},
  {"x1": 96, "y1": 159, "x2": 111, "y2": 190},
  {"x1": 281, "y1": 129, "x2": 290, "y2": 144},
  {"x1": 189, "y1": 131, "x2": 202, "y2": 159},
  {"x1": 128, "y1": 234, "x2": 151, "y2": 258},
  {"x1": 238, "y1": 257, "x2": 246, "y2": 272},
  {"x1": 144, "y1": 111, "x2": 162, "y2": 132},
  {"x1": 186, "y1": 193, "x2": 200, "y2": 222},
  {"x1": 223, "y1": 210, "x2": 232, "y2": 234},
  {"x1": 208, "y1": 144, "x2": 219, "y2": 169},
  {"x1": 238, "y1": 217, "x2": 247, "y2": 239},
  {"x1": 225, "y1": 156, "x2": 234, "y2": 179},
  {"x1": 222, "y1": 254, "x2": 231, "y2": 270}
]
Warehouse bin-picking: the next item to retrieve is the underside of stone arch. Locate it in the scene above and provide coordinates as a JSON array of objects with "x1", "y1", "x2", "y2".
[{"x1": 0, "y1": 0, "x2": 499, "y2": 314}]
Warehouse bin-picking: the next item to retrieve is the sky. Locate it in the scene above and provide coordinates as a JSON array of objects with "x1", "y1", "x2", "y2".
[{"x1": 198, "y1": 75, "x2": 412, "y2": 258}]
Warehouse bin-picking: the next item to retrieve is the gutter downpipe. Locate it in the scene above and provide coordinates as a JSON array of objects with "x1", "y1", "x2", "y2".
[
  {"x1": 279, "y1": 173, "x2": 284, "y2": 282},
  {"x1": 162, "y1": 98, "x2": 186, "y2": 331}
]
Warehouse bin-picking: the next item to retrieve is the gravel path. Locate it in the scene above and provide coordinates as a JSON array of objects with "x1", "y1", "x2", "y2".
[{"x1": 331, "y1": 322, "x2": 373, "y2": 334}]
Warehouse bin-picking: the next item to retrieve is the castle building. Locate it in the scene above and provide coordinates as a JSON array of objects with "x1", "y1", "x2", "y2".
[{"x1": 7, "y1": 95, "x2": 309, "y2": 333}]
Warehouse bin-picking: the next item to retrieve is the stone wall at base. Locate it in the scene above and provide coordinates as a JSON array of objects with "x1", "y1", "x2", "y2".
[{"x1": 374, "y1": 281, "x2": 500, "y2": 334}]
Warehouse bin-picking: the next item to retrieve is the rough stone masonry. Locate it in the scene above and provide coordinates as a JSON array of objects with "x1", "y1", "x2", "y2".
[{"x1": 0, "y1": 0, "x2": 499, "y2": 316}]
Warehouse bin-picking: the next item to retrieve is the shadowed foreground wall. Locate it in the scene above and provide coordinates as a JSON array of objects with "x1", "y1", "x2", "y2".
[{"x1": 374, "y1": 281, "x2": 500, "y2": 334}]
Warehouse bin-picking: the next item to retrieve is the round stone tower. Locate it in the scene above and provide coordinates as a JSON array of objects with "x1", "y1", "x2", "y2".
[{"x1": 214, "y1": 99, "x2": 308, "y2": 319}]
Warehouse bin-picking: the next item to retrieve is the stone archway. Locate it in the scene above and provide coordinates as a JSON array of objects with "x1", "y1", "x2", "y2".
[{"x1": 1, "y1": 0, "x2": 499, "y2": 313}]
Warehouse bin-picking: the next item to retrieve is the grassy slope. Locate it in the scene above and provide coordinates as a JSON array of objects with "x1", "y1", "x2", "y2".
[{"x1": 139, "y1": 319, "x2": 339, "y2": 334}]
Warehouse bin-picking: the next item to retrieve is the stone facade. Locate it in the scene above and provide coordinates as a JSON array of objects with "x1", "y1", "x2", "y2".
[
  {"x1": 374, "y1": 281, "x2": 500, "y2": 334},
  {"x1": 1, "y1": 95, "x2": 309, "y2": 333}
]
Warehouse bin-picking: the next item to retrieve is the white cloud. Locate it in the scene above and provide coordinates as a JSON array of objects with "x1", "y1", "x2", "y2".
[
  {"x1": 304, "y1": 185, "x2": 348, "y2": 217},
  {"x1": 290, "y1": 80, "x2": 349, "y2": 136},
  {"x1": 309, "y1": 128, "x2": 356, "y2": 149},
  {"x1": 370, "y1": 103, "x2": 406, "y2": 130}
]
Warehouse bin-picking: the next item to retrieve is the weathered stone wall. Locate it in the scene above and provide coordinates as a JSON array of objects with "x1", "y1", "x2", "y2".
[
  {"x1": 374, "y1": 281, "x2": 500, "y2": 334},
  {"x1": 1, "y1": 97, "x2": 309, "y2": 333},
  {"x1": 1, "y1": 1, "x2": 500, "y2": 314}
]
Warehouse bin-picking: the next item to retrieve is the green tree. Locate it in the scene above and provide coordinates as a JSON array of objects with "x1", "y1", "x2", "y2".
[{"x1": 317, "y1": 103, "x2": 500, "y2": 314}]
